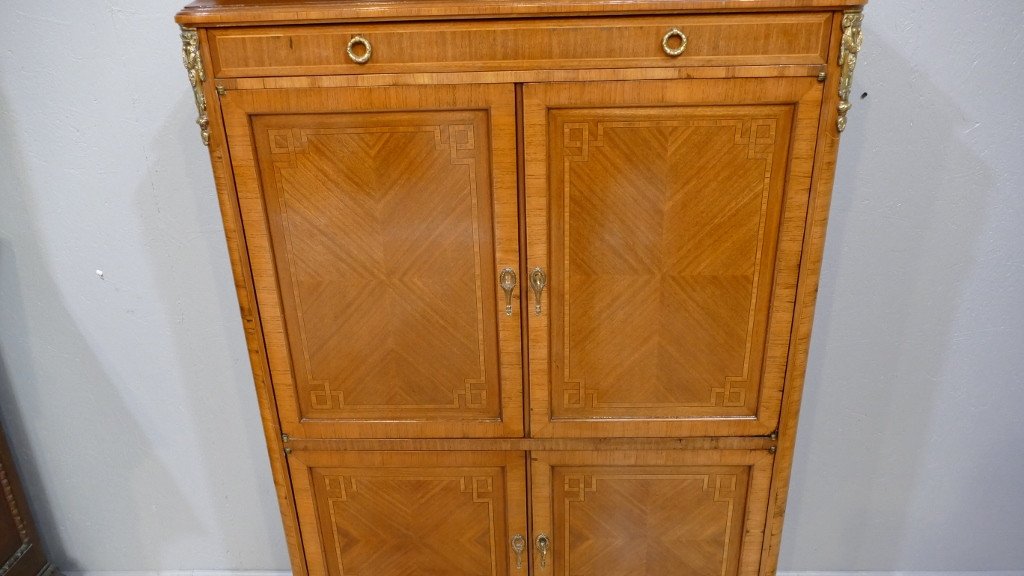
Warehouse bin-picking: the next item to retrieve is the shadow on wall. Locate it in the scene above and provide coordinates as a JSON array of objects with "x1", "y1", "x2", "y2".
[
  {"x1": 782, "y1": 27, "x2": 998, "y2": 568},
  {"x1": 129, "y1": 97, "x2": 289, "y2": 565},
  {"x1": 0, "y1": 93, "x2": 203, "y2": 569}
]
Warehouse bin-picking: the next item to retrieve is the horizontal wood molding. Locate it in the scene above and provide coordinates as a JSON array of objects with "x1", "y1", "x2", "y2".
[
  {"x1": 60, "y1": 571, "x2": 1024, "y2": 576},
  {"x1": 284, "y1": 437, "x2": 777, "y2": 452},
  {"x1": 177, "y1": 0, "x2": 868, "y2": 26},
  {"x1": 219, "y1": 65, "x2": 829, "y2": 91}
]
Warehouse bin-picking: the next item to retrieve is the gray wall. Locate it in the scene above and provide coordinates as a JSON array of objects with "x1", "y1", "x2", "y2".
[
  {"x1": 0, "y1": 0, "x2": 1021, "y2": 572},
  {"x1": 781, "y1": 1, "x2": 1024, "y2": 570}
]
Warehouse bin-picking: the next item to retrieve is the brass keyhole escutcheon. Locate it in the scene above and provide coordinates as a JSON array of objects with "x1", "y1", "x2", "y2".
[
  {"x1": 529, "y1": 267, "x2": 547, "y2": 315},
  {"x1": 536, "y1": 533, "x2": 550, "y2": 568},
  {"x1": 511, "y1": 533, "x2": 526, "y2": 570},
  {"x1": 499, "y1": 268, "x2": 518, "y2": 317}
]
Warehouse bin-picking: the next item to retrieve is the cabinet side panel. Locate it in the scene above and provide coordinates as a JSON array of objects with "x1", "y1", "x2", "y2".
[
  {"x1": 197, "y1": 28, "x2": 307, "y2": 576},
  {"x1": 759, "y1": 11, "x2": 848, "y2": 576}
]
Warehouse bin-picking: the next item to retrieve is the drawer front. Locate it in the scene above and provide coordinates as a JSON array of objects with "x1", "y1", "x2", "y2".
[{"x1": 209, "y1": 13, "x2": 832, "y2": 78}]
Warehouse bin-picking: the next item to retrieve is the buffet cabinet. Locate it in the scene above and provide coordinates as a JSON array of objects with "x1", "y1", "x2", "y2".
[{"x1": 176, "y1": 1, "x2": 867, "y2": 574}]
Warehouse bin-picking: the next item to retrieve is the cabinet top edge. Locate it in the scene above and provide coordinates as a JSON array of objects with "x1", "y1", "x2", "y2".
[{"x1": 175, "y1": 0, "x2": 868, "y2": 27}]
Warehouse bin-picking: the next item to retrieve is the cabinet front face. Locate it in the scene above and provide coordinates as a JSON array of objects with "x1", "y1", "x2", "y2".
[
  {"x1": 290, "y1": 450, "x2": 528, "y2": 576},
  {"x1": 524, "y1": 78, "x2": 824, "y2": 437},
  {"x1": 221, "y1": 84, "x2": 523, "y2": 438},
  {"x1": 530, "y1": 450, "x2": 773, "y2": 576}
]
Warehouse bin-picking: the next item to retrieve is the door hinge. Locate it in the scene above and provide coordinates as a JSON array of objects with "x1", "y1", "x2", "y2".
[{"x1": 216, "y1": 84, "x2": 226, "y2": 96}]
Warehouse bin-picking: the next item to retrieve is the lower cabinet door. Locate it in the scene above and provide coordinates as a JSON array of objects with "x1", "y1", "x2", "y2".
[
  {"x1": 530, "y1": 450, "x2": 774, "y2": 576},
  {"x1": 289, "y1": 450, "x2": 528, "y2": 576}
]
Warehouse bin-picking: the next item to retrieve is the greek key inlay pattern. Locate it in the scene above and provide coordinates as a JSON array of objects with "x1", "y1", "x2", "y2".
[
  {"x1": 267, "y1": 124, "x2": 489, "y2": 413},
  {"x1": 560, "y1": 118, "x2": 777, "y2": 411}
]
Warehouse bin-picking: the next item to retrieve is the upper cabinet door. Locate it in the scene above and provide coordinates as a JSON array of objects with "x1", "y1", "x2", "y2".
[
  {"x1": 221, "y1": 84, "x2": 523, "y2": 438},
  {"x1": 524, "y1": 78, "x2": 823, "y2": 437}
]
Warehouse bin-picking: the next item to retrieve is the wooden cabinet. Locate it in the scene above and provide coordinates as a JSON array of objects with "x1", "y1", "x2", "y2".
[
  {"x1": 0, "y1": 422, "x2": 59, "y2": 576},
  {"x1": 176, "y1": 1, "x2": 867, "y2": 574}
]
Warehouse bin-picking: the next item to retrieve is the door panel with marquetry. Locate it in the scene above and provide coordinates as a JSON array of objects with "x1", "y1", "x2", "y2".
[
  {"x1": 530, "y1": 449, "x2": 773, "y2": 576},
  {"x1": 290, "y1": 450, "x2": 528, "y2": 576},
  {"x1": 221, "y1": 84, "x2": 523, "y2": 438},
  {"x1": 524, "y1": 78, "x2": 823, "y2": 437}
]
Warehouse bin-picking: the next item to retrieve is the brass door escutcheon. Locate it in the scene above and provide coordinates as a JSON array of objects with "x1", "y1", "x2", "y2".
[
  {"x1": 530, "y1": 268, "x2": 547, "y2": 315},
  {"x1": 499, "y1": 268, "x2": 518, "y2": 317},
  {"x1": 536, "y1": 533, "x2": 550, "y2": 568},
  {"x1": 511, "y1": 533, "x2": 526, "y2": 570}
]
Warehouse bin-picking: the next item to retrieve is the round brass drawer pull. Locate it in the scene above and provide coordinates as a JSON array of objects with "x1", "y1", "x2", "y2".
[
  {"x1": 662, "y1": 28, "x2": 688, "y2": 57},
  {"x1": 346, "y1": 35, "x2": 372, "y2": 64}
]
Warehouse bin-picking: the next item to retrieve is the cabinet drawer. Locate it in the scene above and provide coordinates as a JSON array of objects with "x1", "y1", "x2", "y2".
[{"x1": 208, "y1": 13, "x2": 832, "y2": 78}]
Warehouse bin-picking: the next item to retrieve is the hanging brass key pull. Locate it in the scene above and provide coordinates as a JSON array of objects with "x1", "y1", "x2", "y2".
[
  {"x1": 511, "y1": 533, "x2": 526, "y2": 570},
  {"x1": 499, "y1": 268, "x2": 518, "y2": 317},
  {"x1": 536, "y1": 533, "x2": 550, "y2": 568},
  {"x1": 530, "y1": 267, "x2": 547, "y2": 315}
]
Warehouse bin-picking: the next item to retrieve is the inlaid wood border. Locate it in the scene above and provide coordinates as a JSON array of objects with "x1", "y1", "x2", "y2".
[
  {"x1": 530, "y1": 449, "x2": 774, "y2": 576},
  {"x1": 288, "y1": 450, "x2": 528, "y2": 576},
  {"x1": 554, "y1": 115, "x2": 781, "y2": 416},
  {"x1": 219, "y1": 83, "x2": 524, "y2": 440},
  {"x1": 523, "y1": 77, "x2": 824, "y2": 439}
]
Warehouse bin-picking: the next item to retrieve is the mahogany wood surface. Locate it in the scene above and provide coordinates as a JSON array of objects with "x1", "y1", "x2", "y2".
[{"x1": 181, "y1": 1, "x2": 866, "y2": 573}]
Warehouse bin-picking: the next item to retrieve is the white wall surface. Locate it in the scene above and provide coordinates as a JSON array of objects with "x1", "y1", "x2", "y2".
[{"x1": 0, "y1": 0, "x2": 1021, "y2": 572}]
